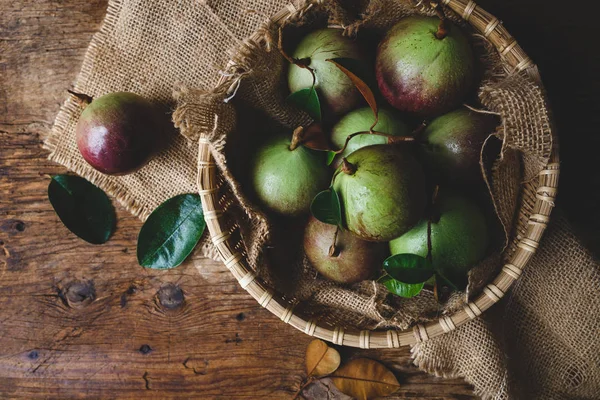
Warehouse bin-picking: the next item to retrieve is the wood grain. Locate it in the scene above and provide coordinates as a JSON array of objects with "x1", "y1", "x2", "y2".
[{"x1": 0, "y1": 0, "x2": 476, "y2": 398}]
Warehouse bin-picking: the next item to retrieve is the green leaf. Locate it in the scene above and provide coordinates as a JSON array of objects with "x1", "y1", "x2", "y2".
[
  {"x1": 435, "y1": 271, "x2": 460, "y2": 291},
  {"x1": 326, "y1": 151, "x2": 337, "y2": 166},
  {"x1": 287, "y1": 87, "x2": 322, "y2": 121},
  {"x1": 137, "y1": 194, "x2": 206, "y2": 269},
  {"x1": 383, "y1": 254, "x2": 435, "y2": 284},
  {"x1": 48, "y1": 175, "x2": 115, "y2": 244},
  {"x1": 379, "y1": 275, "x2": 424, "y2": 298},
  {"x1": 310, "y1": 188, "x2": 341, "y2": 226}
]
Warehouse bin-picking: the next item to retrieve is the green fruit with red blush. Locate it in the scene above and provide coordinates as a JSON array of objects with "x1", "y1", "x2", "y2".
[
  {"x1": 332, "y1": 144, "x2": 427, "y2": 242},
  {"x1": 420, "y1": 108, "x2": 500, "y2": 185},
  {"x1": 288, "y1": 28, "x2": 365, "y2": 117},
  {"x1": 376, "y1": 16, "x2": 474, "y2": 116},
  {"x1": 75, "y1": 92, "x2": 160, "y2": 175}
]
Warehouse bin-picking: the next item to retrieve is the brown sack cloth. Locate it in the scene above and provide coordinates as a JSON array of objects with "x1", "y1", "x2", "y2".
[{"x1": 45, "y1": 0, "x2": 600, "y2": 399}]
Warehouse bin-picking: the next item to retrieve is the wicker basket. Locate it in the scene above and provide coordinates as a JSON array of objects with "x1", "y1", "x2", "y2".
[{"x1": 197, "y1": 0, "x2": 559, "y2": 349}]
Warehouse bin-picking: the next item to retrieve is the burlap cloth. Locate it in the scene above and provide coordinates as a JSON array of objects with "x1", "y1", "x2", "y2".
[{"x1": 44, "y1": 0, "x2": 600, "y2": 398}]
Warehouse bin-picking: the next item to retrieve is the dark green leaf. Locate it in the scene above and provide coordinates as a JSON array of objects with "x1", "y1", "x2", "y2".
[
  {"x1": 287, "y1": 87, "x2": 321, "y2": 121},
  {"x1": 326, "y1": 151, "x2": 337, "y2": 166},
  {"x1": 436, "y1": 270, "x2": 461, "y2": 291},
  {"x1": 310, "y1": 188, "x2": 341, "y2": 226},
  {"x1": 48, "y1": 175, "x2": 115, "y2": 244},
  {"x1": 383, "y1": 254, "x2": 435, "y2": 284},
  {"x1": 379, "y1": 275, "x2": 424, "y2": 298},
  {"x1": 137, "y1": 194, "x2": 206, "y2": 269}
]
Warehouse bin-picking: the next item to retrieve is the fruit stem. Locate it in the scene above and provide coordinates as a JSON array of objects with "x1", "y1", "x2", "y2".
[
  {"x1": 341, "y1": 158, "x2": 357, "y2": 175},
  {"x1": 434, "y1": 5, "x2": 448, "y2": 40},
  {"x1": 289, "y1": 126, "x2": 305, "y2": 151},
  {"x1": 277, "y1": 26, "x2": 295, "y2": 65},
  {"x1": 387, "y1": 135, "x2": 417, "y2": 144},
  {"x1": 426, "y1": 185, "x2": 440, "y2": 265},
  {"x1": 430, "y1": 185, "x2": 441, "y2": 223},
  {"x1": 426, "y1": 219, "x2": 433, "y2": 263},
  {"x1": 411, "y1": 121, "x2": 428, "y2": 139},
  {"x1": 335, "y1": 131, "x2": 414, "y2": 155},
  {"x1": 67, "y1": 90, "x2": 93, "y2": 106},
  {"x1": 277, "y1": 26, "x2": 316, "y2": 86},
  {"x1": 328, "y1": 226, "x2": 340, "y2": 257}
]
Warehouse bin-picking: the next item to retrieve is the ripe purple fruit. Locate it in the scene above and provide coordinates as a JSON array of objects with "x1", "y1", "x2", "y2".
[
  {"x1": 75, "y1": 92, "x2": 159, "y2": 175},
  {"x1": 420, "y1": 108, "x2": 500, "y2": 185},
  {"x1": 375, "y1": 16, "x2": 474, "y2": 116},
  {"x1": 304, "y1": 216, "x2": 388, "y2": 284}
]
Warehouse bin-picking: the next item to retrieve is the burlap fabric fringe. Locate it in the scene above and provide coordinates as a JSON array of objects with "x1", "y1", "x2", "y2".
[{"x1": 45, "y1": 0, "x2": 600, "y2": 398}]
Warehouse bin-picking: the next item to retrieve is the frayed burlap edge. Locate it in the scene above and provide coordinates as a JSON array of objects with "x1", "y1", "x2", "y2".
[{"x1": 44, "y1": 0, "x2": 156, "y2": 221}]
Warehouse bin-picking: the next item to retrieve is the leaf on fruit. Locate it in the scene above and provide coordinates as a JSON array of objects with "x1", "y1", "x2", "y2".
[
  {"x1": 301, "y1": 122, "x2": 331, "y2": 152},
  {"x1": 436, "y1": 270, "x2": 461, "y2": 291},
  {"x1": 378, "y1": 275, "x2": 424, "y2": 298},
  {"x1": 331, "y1": 358, "x2": 400, "y2": 400},
  {"x1": 48, "y1": 175, "x2": 115, "y2": 244},
  {"x1": 431, "y1": 272, "x2": 463, "y2": 303},
  {"x1": 311, "y1": 188, "x2": 342, "y2": 226},
  {"x1": 137, "y1": 194, "x2": 206, "y2": 269},
  {"x1": 327, "y1": 58, "x2": 378, "y2": 129},
  {"x1": 326, "y1": 151, "x2": 337, "y2": 166},
  {"x1": 305, "y1": 339, "x2": 341, "y2": 377},
  {"x1": 383, "y1": 253, "x2": 435, "y2": 284},
  {"x1": 287, "y1": 87, "x2": 322, "y2": 122}
]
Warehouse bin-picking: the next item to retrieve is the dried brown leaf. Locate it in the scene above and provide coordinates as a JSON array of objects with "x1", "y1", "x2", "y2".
[
  {"x1": 302, "y1": 123, "x2": 331, "y2": 151},
  {"x1": 327, "y1": 58, "x2": 378, "y2": 131},
  {"x1": 305, "y1": 339, "x2": 341, "y2": 377},
  {"x1": 302, "y1": 377, "x2": 353, "y2": 400},
  {"x1": 330, "y1": 358, "x2": 400, "y2": 400}
]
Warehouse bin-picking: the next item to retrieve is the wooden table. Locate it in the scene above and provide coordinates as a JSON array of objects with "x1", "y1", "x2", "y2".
[{"x1": 1, "y1": 0, "x2": 597, "y2": 398}]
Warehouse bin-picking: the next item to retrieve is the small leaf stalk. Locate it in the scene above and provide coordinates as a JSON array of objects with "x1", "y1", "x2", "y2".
[{"x1": 289, "y1": 126, "x2": 305, "y2": 151}]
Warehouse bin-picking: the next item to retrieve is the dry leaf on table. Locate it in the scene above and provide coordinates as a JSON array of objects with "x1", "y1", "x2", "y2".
[
  {"x1": 302, "y1": 377, "x2": 353, "y2": 400},
  {"x1": 330, "y1": 358, "x2": 400, "y2": 400},
  {"x1": 306, "y1": 339, "x2": 341, "y2": 377}
]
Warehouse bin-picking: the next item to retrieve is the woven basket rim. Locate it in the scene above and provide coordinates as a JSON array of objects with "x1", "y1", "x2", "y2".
[{"x1": 197, "y1": 0, "x2": 560, "y2": 349}]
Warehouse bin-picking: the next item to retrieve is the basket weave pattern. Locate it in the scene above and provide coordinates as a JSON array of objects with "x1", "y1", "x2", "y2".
[{"x1": 197, "y1": 0, "x2": 559, "y2": 348}]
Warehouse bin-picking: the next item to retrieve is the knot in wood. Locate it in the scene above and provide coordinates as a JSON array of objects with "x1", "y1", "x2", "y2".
[
  {"x1": 139, "y1": 344, "x2": 152, "y2": 355},
  {"x1": 63, "y1": 280, "x2": 96, "y2": 308},
  {"x1": 14, "y1": 221, "x2": 25, "y2": 232},
  {"x1": 157, "y1": 283, "x2": 185, "y2": 310}
]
